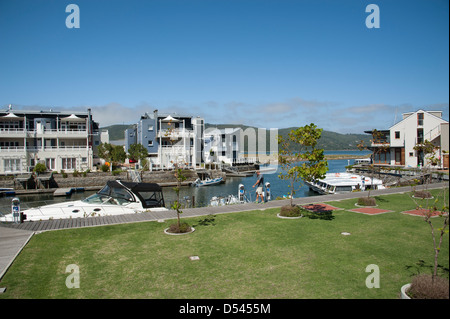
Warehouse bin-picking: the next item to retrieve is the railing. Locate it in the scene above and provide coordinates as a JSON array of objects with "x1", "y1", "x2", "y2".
[
  {"x1": 425, "y1": 124, "x2": 441, "y2": 141},
  {"x1": 157, "y1": 129, "x2": 193, "y2": 139},
  {"x1": 0, "y1": 146, "x2": 89, "y2": 153},
  {"x1": 0, "y1": 128, "x2": 88, "y2": 135}
]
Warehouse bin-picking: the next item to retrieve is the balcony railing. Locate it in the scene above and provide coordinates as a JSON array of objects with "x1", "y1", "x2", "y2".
[
  {"x1": 0, "y1": 146, "x2": 89, "y2": 153},
  {"x1": 0, "y1": 128, "x2": 88, "y2": 135}
]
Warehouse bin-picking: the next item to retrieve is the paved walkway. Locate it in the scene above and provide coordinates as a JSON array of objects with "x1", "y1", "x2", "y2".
[
  {"x1": 0, "y1": 227, "x2": 34, "y2": 281},
  {"x1": 0, "y1": 182, "x2": 447, "y2": 281}
]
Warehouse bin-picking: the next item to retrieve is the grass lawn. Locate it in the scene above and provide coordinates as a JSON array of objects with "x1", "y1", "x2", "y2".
[{"x1": 0, "y1": 189, "x2": 448, "y2": 299}]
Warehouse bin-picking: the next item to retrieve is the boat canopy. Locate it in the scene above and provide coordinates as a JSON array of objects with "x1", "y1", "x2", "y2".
[{"x1": 100, "y1": 180, "x2": 165, "y2": 209}]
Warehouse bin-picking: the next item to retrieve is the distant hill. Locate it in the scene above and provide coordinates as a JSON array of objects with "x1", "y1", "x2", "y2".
[
  {"x1": 102, "y1": 123, "x2": 371, "y2": 151},
  {"x1": 101, "y1": 124, "x2": 133, "y2": 141}
]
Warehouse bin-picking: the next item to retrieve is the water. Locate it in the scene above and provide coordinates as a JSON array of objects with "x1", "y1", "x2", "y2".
[{"x1": 0, "y1": 150, "x2": 371, "y2": 213}]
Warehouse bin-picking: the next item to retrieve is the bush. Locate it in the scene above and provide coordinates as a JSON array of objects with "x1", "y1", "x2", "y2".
[
  {"x1": 408, "y1": 274, "x2": 449, "y2": 299},
  {"x1": 112, "y1": 169, "x2": 122, "y2": 176},
  {"x1": 101, "y1": 164, "x2": 109, "y2": 172},
  {"x1": 279, "y1": 205, "x2": 303, "y2": 217},
  {"x1": 357, "y1": 197, "x2": 376, "y2": 206},
  {"x1": 72, "y1": 170, "x2": 80, "y2": 177},
  {"x1": 167, "y1": 222, "x2": 192, "y2": 234},
  {"x1": 33, "y1": 163, "x2": 47, "y2": 175}
]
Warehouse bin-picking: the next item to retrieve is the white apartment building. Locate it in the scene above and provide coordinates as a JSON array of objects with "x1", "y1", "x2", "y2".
[
  {"x1": 0, "y1": 106, "x2": 108, "y2": 174},
  {"x1": 203, "y1": 127, "x2": 241, "y2": 165},
  {"x1": 125, "y1": 111, "x2": 205, "y2": 169},
  {"x1": 366, "y1": 109, "x2": 449, "y2": 168}
]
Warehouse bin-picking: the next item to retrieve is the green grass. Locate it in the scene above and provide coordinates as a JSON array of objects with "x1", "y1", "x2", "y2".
[{"x1": 0, "y1": 189, "x2": 448, "y2": 299}]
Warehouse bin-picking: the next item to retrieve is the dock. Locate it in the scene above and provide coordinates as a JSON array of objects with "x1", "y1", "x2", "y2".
[{"x1": 53, "y1": 187, "x2": 85, "y2": 197}]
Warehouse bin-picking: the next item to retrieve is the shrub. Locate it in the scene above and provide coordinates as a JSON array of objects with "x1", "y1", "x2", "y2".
[
  {"x1": 33, "y1": 163, "x2": 47, "y2": 175},
  {"x1": 408, "y1": 274, "x2": 449, "y2": 299},
  {"x1": 112, "y1": 169, "x2": 122, "y2": 176},
  {"x1": 357, "y1": 197, "x2": 376, "y2": 206},
  {"x1": 279, "y1": 205, "x2": 303, "y2": 217},
  {"x1": 167, "y1": 222, "x2": 192, "y2": 234},
  {"x1": 72, "y1": 170, "x2": 80, "y2": 177},
  {"x1": 101, "y1": 164, "x2": 109, "y2": 172}
]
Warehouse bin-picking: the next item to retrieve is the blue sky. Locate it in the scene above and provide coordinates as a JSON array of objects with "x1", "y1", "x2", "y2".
[{"x1": 0, "y1": 0, "x2": 448, "y2": 133}]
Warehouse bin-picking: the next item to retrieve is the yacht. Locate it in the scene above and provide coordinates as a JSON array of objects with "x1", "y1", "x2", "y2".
[
  {"x1": 305, "y1": 172, "x2": 385, "y2": 195},
  {"x1": 0, "y1": 180, "x2": 167, "y2": 222}
]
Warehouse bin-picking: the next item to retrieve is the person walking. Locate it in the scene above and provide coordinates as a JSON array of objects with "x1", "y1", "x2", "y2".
[{"x1": 252, "y1": 171, "x2": 264, "y2": 203}]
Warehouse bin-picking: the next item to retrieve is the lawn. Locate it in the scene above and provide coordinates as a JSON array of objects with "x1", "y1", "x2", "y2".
[{"x1": 0, "y1": 189, "x2": 448, "y2": 299}]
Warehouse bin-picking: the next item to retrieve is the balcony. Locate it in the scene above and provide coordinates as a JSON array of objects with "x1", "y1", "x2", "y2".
[
  {"x1": 157, "y1": 129, "x2": 193, "y2": 139},
  {"x1": 0, "y1": 146, "x2": 89, "y2": 155}
]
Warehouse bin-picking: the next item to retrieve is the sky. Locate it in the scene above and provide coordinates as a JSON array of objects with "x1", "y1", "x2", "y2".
[{"x1": 0, "y1": 0, "x2": 448, "y2": 133}]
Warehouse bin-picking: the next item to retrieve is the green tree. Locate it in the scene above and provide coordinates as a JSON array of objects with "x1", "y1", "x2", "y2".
[
  {"x1": 98, "y1": 143, "x2": 126, "y2": 171},
  {"x1": 357, "y1": 129, "x2": 389, "y2": 199},
  {"x1": 128, "y1": 143, "x2": 149, "y2": 168},
  {"x1": 33, "y1": 163, "x2": 47, "y2": 175},
  {"x1": 278, "y1": 123, "x2": 328, "y2": 207}
]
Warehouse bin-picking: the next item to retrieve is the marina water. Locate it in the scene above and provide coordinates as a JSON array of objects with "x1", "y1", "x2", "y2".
[{"x1": 0, "y1": 150, "x2": 370, "y2": 213}]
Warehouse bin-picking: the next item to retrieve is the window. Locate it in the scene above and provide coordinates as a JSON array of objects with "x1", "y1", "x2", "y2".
[
  {"x1": 148, "y1": 140, "x2": 153, "y2": 147},
  {"x1": 4, "y1": 159, "x2": 21, "y2": 172},
  {"x1": 417, "y1": 128, "x2": 424, "y2": 144},
  {"x1": 409, "y1": 152, "x2": 414, "y2": 157},
  {"x1": 148, "y1": 126, "x2": 154, "y2": 131},
  {"x1": 417, "y1": 113, "x2": 424, "y2": 126},
  {"x1": 395, "y1": 131, "x2": 400, "y2": 139},
  {"x1": 46, "y1": 158, "x2": 55, "y2": 170},
  {"x1": 62, "y1": 157, "x2": 77, "y2": 170}
]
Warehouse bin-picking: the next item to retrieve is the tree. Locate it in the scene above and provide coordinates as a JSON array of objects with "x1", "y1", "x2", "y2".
[
  {"x1": 278, "y1": 123, "x2": 328, "y2": 207},
  {"x1": 357, "y1": 129, "x2": 389, "y2": 199},
  {"x1": 33, "y1": 163, "x2": 47, "y2": 175},
  {"x1": 98, "y1": 143, "x2": 126, "y2": 171},
  {"x1": 128, "y1": 143, "x2": 149, "y2": 168}
]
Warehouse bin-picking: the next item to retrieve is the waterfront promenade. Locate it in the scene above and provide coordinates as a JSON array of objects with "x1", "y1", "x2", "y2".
[{"x1": 0, "y1": 182, "x2": 447, "y2": 281}]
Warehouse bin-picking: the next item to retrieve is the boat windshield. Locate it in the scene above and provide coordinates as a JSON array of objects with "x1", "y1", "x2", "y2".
[{"x1": 82, "y1": 184, "x2": 135, "y2": 205}]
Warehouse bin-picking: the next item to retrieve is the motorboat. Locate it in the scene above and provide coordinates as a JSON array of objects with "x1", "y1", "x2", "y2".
[
  {"x1": 0, "y1": 188, "x2": 15, "y2": 197},
  {"x1": 192, "y1": 177, "x2": 224, "y2": 187},
  {"x1": 0, "y1": 180, "x2": 167, "y2": 222},
  {"x1": 305, "y1": 172, "x2": 385, "y2": 195}
]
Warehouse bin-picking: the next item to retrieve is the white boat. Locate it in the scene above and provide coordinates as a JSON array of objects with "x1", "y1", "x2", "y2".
[
  {"x1": 192, "y1": 177, "x2": 224, "y2": 187},
  {"x1": 305, "y1": 172, "x2": 385, "y2": 195},
  {"x1": 0, "y1": 180, "x2": 167, "y2": 222}
]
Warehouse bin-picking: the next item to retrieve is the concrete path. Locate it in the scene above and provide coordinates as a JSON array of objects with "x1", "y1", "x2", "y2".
[
  {"x1": 0, "y1": 182, "x2": 447, "y2": 281},
  {"x1": 0, "y1": 227, "x2": 34, "y2": 281}
]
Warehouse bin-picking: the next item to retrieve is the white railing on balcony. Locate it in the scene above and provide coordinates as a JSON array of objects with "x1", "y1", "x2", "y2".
[
  {"x1": 157, "y1": 129, "x2": 193, "y2": 139},
  {"x1": 0, "y1": 146, "x2": 89, "y2": 153},
  {"x1": 0, "y1": 128, "x2": 88, "y2": 135}
]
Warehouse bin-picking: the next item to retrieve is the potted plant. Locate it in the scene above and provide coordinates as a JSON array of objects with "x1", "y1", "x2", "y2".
[
  {"x1": 164, "y1": 165, "x2": 194, "y2": 235},
  {"x1": 402, "y1": 186, "x2": 449, "y2": 299},
  {"x1": 277, "y1": 124, "x2": 328, "y2": 217}
]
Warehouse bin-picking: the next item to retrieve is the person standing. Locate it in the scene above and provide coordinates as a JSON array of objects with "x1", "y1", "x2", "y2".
[{"x1": 252, "y1": 171, "x2": 264, "y2": 203}]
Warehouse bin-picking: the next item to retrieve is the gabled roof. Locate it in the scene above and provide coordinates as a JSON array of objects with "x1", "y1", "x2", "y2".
[{"x1": 390, "y1": 109, "x2": 448, "y2": 129}]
